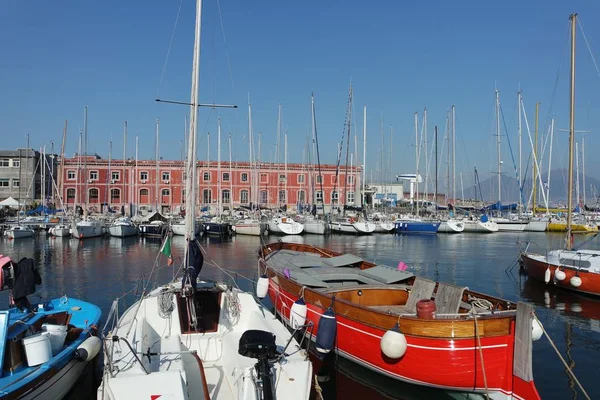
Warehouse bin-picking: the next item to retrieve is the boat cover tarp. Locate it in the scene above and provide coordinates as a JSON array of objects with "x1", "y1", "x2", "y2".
[
  {"x1": 480, "y1": 201, "x2": 518, "y2": 212},
  {"x1": 323, "y1": 254, "x2": 364, "y2": 268},
  {"x1": 26, "y1": 206, "x2": 61, "y2": 215},
  {"x1": 358, "y1": 265, "x2": 414, "y2": 284}
]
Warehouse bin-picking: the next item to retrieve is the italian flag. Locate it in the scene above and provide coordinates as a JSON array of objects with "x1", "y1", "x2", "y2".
[{"x1": 160, "y1": 236, "x2": 173, "y2": 266}]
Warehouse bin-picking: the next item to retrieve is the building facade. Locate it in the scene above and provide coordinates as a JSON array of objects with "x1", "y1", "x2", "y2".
[
  {"x1": 59, "y1": 155, "x2": 362, "y2": 214},
  {"x1": 0, "y1": 149, "x2": 57, "y2": 205}
]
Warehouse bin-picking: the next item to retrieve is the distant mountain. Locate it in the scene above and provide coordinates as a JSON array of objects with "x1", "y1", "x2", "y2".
[{"x1": 459, "y1": 169, "x2": 600, "y2": 205}]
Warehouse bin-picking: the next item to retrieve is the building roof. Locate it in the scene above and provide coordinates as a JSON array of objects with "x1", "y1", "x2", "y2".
[{"x1": 0, "y1": 149, "x2": 39, "y2": 158}]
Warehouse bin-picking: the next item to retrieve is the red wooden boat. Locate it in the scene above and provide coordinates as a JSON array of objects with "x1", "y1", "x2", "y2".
[{"x1": 259, "y1": 242, "x2": 542, "y2": 400}]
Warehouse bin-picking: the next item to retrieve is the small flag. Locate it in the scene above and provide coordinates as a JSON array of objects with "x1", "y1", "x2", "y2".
[{"x1": 160, "y1": 236, "x2": 173, "y2": 266}]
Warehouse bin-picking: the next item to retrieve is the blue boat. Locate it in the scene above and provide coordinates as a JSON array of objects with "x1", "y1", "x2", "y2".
[
  {"x1": 0, "y1": 256, "x2": 102, "y2": 399},
  {"x1": 394, "y1": 219, "x2": 440, "y2": 234}
]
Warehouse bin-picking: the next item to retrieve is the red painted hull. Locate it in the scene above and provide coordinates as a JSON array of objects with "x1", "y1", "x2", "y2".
[
  {"x1": 269, "y1": 282, "x2": 540, "y2": 400},
  {"x1": 521, "y1": 253, "x2": 600, "y2": 297}
]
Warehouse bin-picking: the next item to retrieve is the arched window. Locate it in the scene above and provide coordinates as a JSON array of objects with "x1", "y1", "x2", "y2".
[
  {"x1": 89, "y1": 188, "x2": 99, "y2": 202},
  {"x1": 111, "y1": 188, "x2": 120, "y2": 201},
  {"x1": 260, "y1": 190, "x2": 268, "y2": 204},
  {"x1": 278, "y1": 190, "x2": 286, "y2": 203},
  {"x1": 139, "y1": 188, "x2": 149, "y2": 203},
  {"x1": 66, "y1": 188, "x2": 76, "y2": 201},
  {"x1": 140, "y1": 188, "x2": 149, "y2": 196},
  {"x1": 222, "y1": 189, "x2": 230, "y2": 203},
  {"x1": 161, "y1": 189, "x2": 170, "y2": 196},
  {"x1": 240, "y1": 189, "x2": 249, "y2": 204}
]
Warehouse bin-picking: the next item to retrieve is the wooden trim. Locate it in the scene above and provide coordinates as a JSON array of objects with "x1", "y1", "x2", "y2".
[{"x1": 192, "y1": 353, "x2": 212, "y2": 400}]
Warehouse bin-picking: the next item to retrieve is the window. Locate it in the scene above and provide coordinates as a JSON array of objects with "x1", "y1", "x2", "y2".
[
  {"x1": 140, "y1": 171, "x2": 148, "y2": 181},
  {"x1": 67, "y1": 188, "x2": 75, "y2": 200},
  {"x1": 316, "y1": 190, "x2": 323, "y2": 202},
  {"x1": 111, "y1": 188, "x2": 120, "y2": 200},
  {"x1": 260, "y1": 190, "x2": 268, "y2": 204},
  {"x1": 316, "y1": 175, "x2": 323, "y2": 184},
  {"x1": 347, "y1": 191, "x2": 355, "y2": 204},
  {"x1": 140, "y1": 188, "x2": 149, "y2": 196},
  {"x1": 203, "y1": 189, "x2": 212, "y2": 204},
  {"x1": 89, "y1": 171, "x2": 98, "y2": 180},
  {"x1": 279, "y1": 190, "x2": 286, "y2": 203},
  {"x1": 297, "y1": 174, "x2": 305, "y2": 183},
  {"x1": 260, "y1": 173, "x2": 268, "y2": 183},
  {"x1": 182, "y1": 172, "x2": 187, "y2": 181},
  {"x1": 162, "y1": 172, "x2": 170, "y2": 181},
  {"x1": 240, "y1": 189, "x2": 249, "y2": 204},
  {"x1": 348, "y1": 175, "x2": 354, "y2": 184},
  {"x1": 89, "y1": 188, "x2": 99, "y2": 201},
  {"x1": 222, "y1": 189, "x2": 230, "y2": 203},
  {"x1": 331, "y1": 190, "x2": 339, "y2": 203},
  {"x1": 12, "y1": 179, "x2": 19, "y2": 187},
  {"x1": 203, "y1": 172, "x2": 210, "y2": 181},
  {"x1": 162, "y1": 189, "x2": 170, "y2": 196},
  {"x1": 111, "y1": 171, "x2": 120, "y2": 181},
  {"x1": 241, "y1": 173, "x2": 248, "y2": 182},
  {"x1": 0, "y1": 178, "x2": 9, "y2": 187},
  {"x1": 279, "y1": 174, "x2": 286, "y2": 183},
  {"x1": 297, "y1": 190, "x2": 305, "y2": 204},
  {"x1": 12, "y1": 160, "x2": 20, "y2": 168},
  {"x1": 223, "y1": 172, "x2": 230, "y2": 182},
  {"x1": 0, "y1": 159, "x2": 9, "y2": 167},
  {"x1": 67, "y1": 170, "x2": 76, "y2": 180},
  {"x1": 182, "y1": 189, "x2": 186, "y2": 203}
]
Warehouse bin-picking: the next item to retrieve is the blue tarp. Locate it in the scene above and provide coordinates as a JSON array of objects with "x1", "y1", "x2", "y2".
[
  {"x1": 26, "y1": 206, "x2": 62, "y2": 215},
  {"x1": 480, "y1": 202, "x2": 518, "y2": 212}
]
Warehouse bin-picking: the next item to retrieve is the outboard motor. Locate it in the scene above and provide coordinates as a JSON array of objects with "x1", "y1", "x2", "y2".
[{"x1": 238, "y1": 330, "x2": 281, "y2": 400}]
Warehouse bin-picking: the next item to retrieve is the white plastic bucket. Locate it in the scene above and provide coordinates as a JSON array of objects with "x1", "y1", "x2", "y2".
[
  {"x1": 42, "y1": 324, "x2": 68, "y2": 355},
  {"x1": 23, "y1": 332, "x2": 52, "y2": 366}
]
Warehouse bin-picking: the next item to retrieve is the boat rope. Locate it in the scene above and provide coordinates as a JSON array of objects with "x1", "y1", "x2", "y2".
[
  {"x1": 158, "y1": 289, "x2": 175, "y2": 319},
  {"x1": 156, "y1": 0, "x2": 185, "y2": 99},
  {"x1": 471, "y1": 311, "x2": 490, "y2": 400},
  {"x1": 313, "y1": 374, "x2": 324, "y2": 400},
  {"x1": 533, "y1": 314, "x2": 591, "y2": 400},
  {"x1": 467, "y1": 295, "x2": 494, "y2": 311}
]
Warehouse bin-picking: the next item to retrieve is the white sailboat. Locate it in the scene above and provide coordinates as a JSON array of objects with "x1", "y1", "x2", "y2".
[
  {"x1": 267, "y1": 215, "x2": 304, "y2": 235},
  {"x1": 438, "y1": 219, "x2": 465, "y2": 233},
  {"x1": 108, "y1": 217, "x2": 138, "y2": 237},
  {"x1": 99, "y1": 2, "x2": 312, "y2": 396},
  {"x1": 72, "y1": 219, "x2": 104, "y2": 239}
]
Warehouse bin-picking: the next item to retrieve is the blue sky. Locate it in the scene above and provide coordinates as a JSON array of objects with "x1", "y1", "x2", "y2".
[{"x1": 2, "y1": 1, "x2": 600, "y2": 192}]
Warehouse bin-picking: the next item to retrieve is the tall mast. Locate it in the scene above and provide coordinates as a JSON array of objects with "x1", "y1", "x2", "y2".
[
  {"x1": 414, "y1": 112, "x2": 419, "y2": 215},
  {"x1": 452, "y1": 105, "x2": 456, "y2": 204},
  {"x1": 228, "y1": 133, "x2": 233, "y2": 208},
  {"x1": 576, "y1": 142, "x2": 580, "y2": 207},
  {"x1": 58, "y1": 120, "x2": 67, "y2": 208},
  {"x1": 495, "y1": 91, "x2": 501, "y2": 205},
  {"x1": 184, "y1": 0, "x2": 203, "y2": 242},
  {"x1": 582, "y1": 136, "x2": 587, "y2": 206},
  {"x1": 284, "y1": 132, "x2": 288, "y2": 205},
  {"x1": 343, "y1": 87, "x2": 352, "y2": 212},
  {"x1": 248, "y1": 101, "x2": 253, "y2": 209},
  {"x1": 77, "y1": 131, "x2": 82, "y2": 208},
  {"x1": 517, "y1": 90, "x2": 522, "y2": 213},
  {"x1": 123, "y1": 121, "x2": 127, "y2": 211},
  {"x1": 135, "y1": 135, "x2": 139, "y2": 211},
  {"x1": 424, "y1": 108, "x2": 428, "y2": 202},
  {"x1": 434, "y1": 125, "x2": 438, "y2": 208},
  {"x1": 311, "y1": 93, "x2": 324, "y2": 209},
  {"x1": 546, "y1": 118, "x2": 554, "y2": 212},
  {"x1": 83, "y1": 106, "x2": 88, "y2": 206},
  {"x1": 566, "y1": 13, "x2": 577, "y2": 250},
  {"x1": 217, "y1": 117, "x2": 222, "y2": 217},
  {"x1": 363, "y1": 106, "x2": 367, "y2": 208},
  {"x1": 108, "y1": 138, "x2": 112, "y2": 208},
  {"x1": 155, "y1": 118, "x2": 160, "y2": 212},
  {"x1": 532, "y1": 103, "x2": 539, "y2": 212},
  {"x1": 445, "y1": 112, "x2": 450, "y2": 205}
]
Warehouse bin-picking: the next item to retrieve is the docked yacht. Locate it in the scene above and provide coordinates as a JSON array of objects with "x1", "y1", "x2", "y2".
[
  {"x1": 437, "y1": 219, "x2": 465, "y2": 233},
  {"x1": 72, "y1": 219, "x2": 104, "y2": 239},
  {"x1": 108, "y1": 217, "x2": 138, "y2": 237},
  {"x1": 267, "y1": 215, "x2": 304, "y2": 235}
]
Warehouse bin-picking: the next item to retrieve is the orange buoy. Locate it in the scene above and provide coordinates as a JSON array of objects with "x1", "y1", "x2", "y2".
[{"x1": 416, "y1": 299, "x2": 436, "y2": 319}]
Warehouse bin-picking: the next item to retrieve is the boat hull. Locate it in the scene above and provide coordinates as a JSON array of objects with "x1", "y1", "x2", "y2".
[
  {"x1": 494, "y1": 221, "x2": 527, "y2": 232},
  {"x1": 394, "y1": 221, "x2": 440, "y2": 234},
  {"x1": 524, "y1": 220, "x2": 548, "y2": 232},
  {"x1": 462, "y1": 220, "x2": 498, "y2": 233},
  {"x1": 234, "y1": 222, "x2": 265, "y2": 236},
  {"x1": 6, "y1": 228, "x2": 35, "y2": 239},
  {"x1": 266, "y1": 280, "x2": 538, "y2": 399},
  {"x1": 437, "y1": 220, "x2": 464, "y2": 233},
  {"x1": 72, "y1": 225, "x2": 103, "y2": 239},
  {"x1": 373, "y1": 221, "x2": 395, "y2": 233},
  {"x1": 268, "y1": 219, "x2": 304, "y2": 235},
  {"x1": 330, "y1": 221, "x2": 375, "y2": 235},
  {"x1": 202, "y1": 222, "x2": 232, "y2": 236},
  {"x1": 108, "y1": 225, "x2": 138, "y2": 237},
  {"x1": 303, "y1": 221, "x2": 327, "y2": 235},
  {"x1": 49, "y1": 226, "x2": 71, "y2": 237},
  {"x1": 521, "y1": 253, "x2": 600, "y2": 296},
  {"x1": 547, "y1": 222, "x2": 598, "y2": 233}
]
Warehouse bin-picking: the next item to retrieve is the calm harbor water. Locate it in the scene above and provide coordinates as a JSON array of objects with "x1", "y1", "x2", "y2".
[{"x1": 1, "y1": 231, "x2": 598, "y2": 399}]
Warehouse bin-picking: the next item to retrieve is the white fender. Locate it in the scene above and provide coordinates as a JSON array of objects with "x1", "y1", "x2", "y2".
[
  {"x1": 75, "y1": 336, "x2": 101, "y2": 362},
  {"x1": 554, "y1": 269, "x2": 566, "y2": 281},
  {"x1": 290, "y1": 299, "x2": 307, "y2": 329},
  {"x1": 256, "y1": 276, "x2": 269, "y2": 299},
  {"x1": 531, "y1": 318, "x2": 543, "y2": 341},
  {"x1": 544, "y1": 267, "x2": 551, "y2": 284},
  {"x1": 570, "y1": 276, "x2": 582, "y2": 288},
  {"x1": 380, "y1": 323, "x2": 407, "y2": 359}
]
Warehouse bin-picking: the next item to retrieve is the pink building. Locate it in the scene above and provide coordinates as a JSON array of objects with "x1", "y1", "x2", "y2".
[{"x1": 60, "y1": 155, "x2": 362, "y2": 214}]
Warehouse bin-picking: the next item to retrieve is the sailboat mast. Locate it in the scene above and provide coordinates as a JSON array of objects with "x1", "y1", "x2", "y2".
[
  {"x1": 582, "y1": 136, "x2": 586, "y2": 206},
  {"x1": 363, "y1": 106, "x2": 367, "y2": 208},
  {"x1": 532, "y1": 103, "x2": 539, "y2": 212},
  {"x1": 59, "y1": 120, "x2": 67, "y2": 209},
  {"x1": 83, "y1": 107, "x2": 88, "y2": 206},
  {"x1": 228, "y1": 133, "x2": 233, "y2": 208},
  {"x1": 155, "y1": 118, "x2": 160, "y2": 212},
  {"x1": 517, "y1": 90, "x2": 522, "y2": 212},
  {"x1": 284, "y1": 132, "x2": 288, "y2": 206},
  {"x1": 434, "y1": 125, "x2": 438, "y2": 207},
  {"x1": 452, "y1": 105, "x2": 456, "y2": 204},
  {"x1": 184, "y1": 0, "x2": 203, "y2": 242},
  {"x1": 123, "y1": 121, "x2": 127, "y2": 212},
  {"x1": 135, "y1": 135, "x2": 139, "y2": 211},
  {"x1": 343, "y1": 88, "x2": 352, "y2": 212},
  {"x1": 495, "y1": 91, "x2": 501, "y2": 205},
  {"x1": 311, "y1": 93, "x2": 324, "y2": 210},
  {"x1": 414, "y1": 112, "x2": 419, "y2": 215},
  {"x1": 217, "y1": 117, "x2": 222, "y2": 217},
  {"x1": 424, "y1": 108, "x2": 428, "y2": 202},
  {"x1": 566, "y1": 13, "x2": 577, "y2": 250},
  {"x1": 576, "y1": 142, "x2": 580, "y2": 206},
  {"x1": 546, "y1": 118, "x2": 554, "y2": 213}
]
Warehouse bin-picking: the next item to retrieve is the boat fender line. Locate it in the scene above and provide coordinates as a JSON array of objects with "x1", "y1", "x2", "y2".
[
  {"x1": 75, "y1": 336, "x2": 102, "y2": 362},
  {"x1": 315, "y1": 305, "x2": 336, "y2": 354},
  {"x1": 256, "y1": 275, "x2": 269, "y2": 299},
  {"x1": 380, "y1": 321, "x2": 407, "y2": 359},
  {"x1": 544, "y1": 267, "x2": 551, "y2": 284},
  {"x1": 554, "y1": 268, "x2": 566, "y2": 281},
  {"x1": 570, "y1": 274, "x2": 582, "y2": 287},
  {"x1": 533, "y1": 314, "x2": 591, "y2": 400}
]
